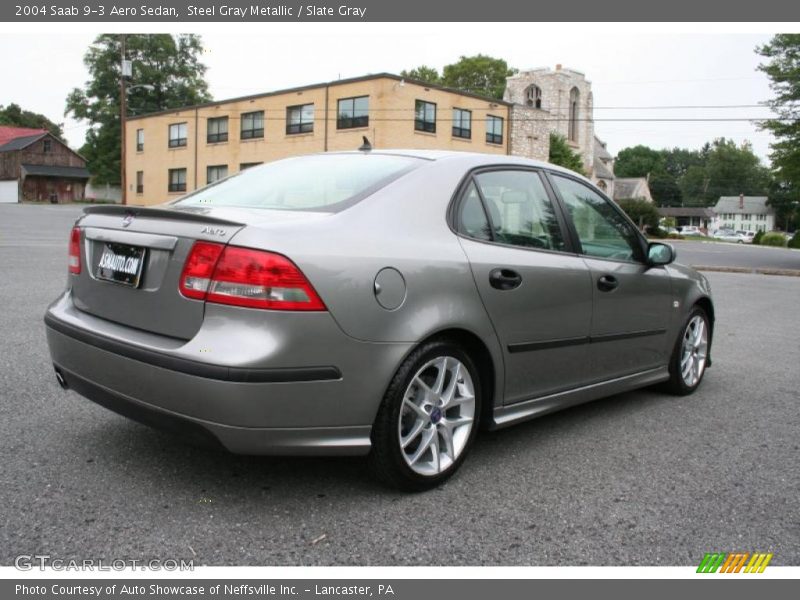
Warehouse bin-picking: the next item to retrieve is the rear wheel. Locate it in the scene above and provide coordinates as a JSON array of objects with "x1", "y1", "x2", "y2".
[
  {"x1": 663, "y1": 306, "x2": 710, "y2": 395},
  {"x1": 368, "y1": 340, "x2": 480, "y2": 491}
]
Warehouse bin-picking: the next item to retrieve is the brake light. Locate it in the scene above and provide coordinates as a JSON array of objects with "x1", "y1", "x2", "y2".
[
  {"x1": 68, "y1": 227, "x2": 81, "y2": 274},
  {"x1": 180, "y1": 242, "x2": 326, "y2": 311}
]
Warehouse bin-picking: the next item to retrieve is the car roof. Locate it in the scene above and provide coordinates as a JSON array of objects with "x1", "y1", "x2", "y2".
[{"x1": 328, "y1": 149, "x2": 590, "y2": 182}]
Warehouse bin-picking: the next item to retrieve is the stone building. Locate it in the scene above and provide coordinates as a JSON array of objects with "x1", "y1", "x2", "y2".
[{"x1": 504, "y1": 65, "x2": 595, "y2": 174}]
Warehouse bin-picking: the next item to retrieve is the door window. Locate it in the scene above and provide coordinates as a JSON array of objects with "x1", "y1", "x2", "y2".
[
  {"x1": 472, "y1": 170, "x2": 565, "y2": 251},
  {"x1": 551, "y1": 174, "x2": 643, "y2": 262}
]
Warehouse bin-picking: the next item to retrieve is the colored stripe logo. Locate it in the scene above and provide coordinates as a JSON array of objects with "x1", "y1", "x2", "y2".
[{"x1": 697, "y1": 552, "x2": 773, "y2": 573}]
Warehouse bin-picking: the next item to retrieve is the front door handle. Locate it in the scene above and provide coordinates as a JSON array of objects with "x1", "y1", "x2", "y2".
[
  {"x1": 597, "y1": 274, "x2": 619, "y2": 292},
  {"x1": 489, "y1": 268, "x2": 522, "y2": 291}
]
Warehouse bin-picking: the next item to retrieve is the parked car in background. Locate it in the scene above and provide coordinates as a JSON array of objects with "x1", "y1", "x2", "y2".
[
  {"x1": 44, "y1": 150, "x2": 715, "y2": 490},
  {"x1": 679, "y1": 226, "x2": 707, "y2": 237},
  {"x1": 735, "y1": 231, "x2": 756, "y2": 243},
  {"x1": 712, "y1": 229, "x2": 747, "y2": 243}
]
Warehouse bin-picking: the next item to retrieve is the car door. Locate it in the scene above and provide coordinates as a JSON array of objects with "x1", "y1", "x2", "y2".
[
  {"x1": 547, "y1": 173, "x2": 673, "y2": 382},
  {"x1": 454, "y1": 168, "x2": 595, "y2": 405}
]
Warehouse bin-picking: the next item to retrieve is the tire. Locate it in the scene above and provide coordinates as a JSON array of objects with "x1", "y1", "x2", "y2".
[
  {"x1": 367, "y1": 339, "x2": 481, "y2": 491},
  {"x1": 662, "y1": 306, "x2": 710, "y2": 395}
]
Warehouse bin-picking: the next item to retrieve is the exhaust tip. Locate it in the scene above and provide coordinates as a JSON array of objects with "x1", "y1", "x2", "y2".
[{"x1": 54, "y1": 368, "x2": 68, "y2": 390}]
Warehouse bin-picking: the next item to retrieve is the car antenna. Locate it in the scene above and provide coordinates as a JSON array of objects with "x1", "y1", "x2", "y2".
[{"x1": 359, "y1": 136, "x2": 372, "y2": 152}]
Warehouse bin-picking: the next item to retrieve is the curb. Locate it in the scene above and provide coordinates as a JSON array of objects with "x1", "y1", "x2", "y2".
[{"x1": 692, "y1": 265, "x2": 800, "y2": 277}]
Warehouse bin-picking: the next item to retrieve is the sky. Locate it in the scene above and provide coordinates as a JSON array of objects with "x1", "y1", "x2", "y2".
[{"x1": 0, "y1": 25, "x2": 779, "y2": 162}]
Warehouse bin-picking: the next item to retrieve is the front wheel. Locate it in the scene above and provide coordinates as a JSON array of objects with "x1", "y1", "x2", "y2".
[
  {"x1": 663, "y1": 307, "x2": 710, "y2": 395},
  {"x1": 368, "y1": 340, "x2": 481, "y2": 491}
]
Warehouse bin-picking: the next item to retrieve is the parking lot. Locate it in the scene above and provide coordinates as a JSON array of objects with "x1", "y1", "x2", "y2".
[{"x1": 1, "y1": 204, "x2": 798, "y2": 566}]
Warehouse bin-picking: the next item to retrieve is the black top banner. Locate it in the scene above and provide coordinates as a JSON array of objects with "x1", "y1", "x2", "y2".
[{"x1": 4, "y1": 0, "x2": 800, "y2": 22}]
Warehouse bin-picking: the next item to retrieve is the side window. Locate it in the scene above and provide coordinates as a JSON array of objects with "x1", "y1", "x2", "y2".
[
  {"x1": 473, "y1": 170, "x2": 566, "y2": 251},
  {"x1": 551, "y1": 174, "x2": 643, "y2": 262},
  {"x1": 457, "y1": 181, "x2": 492, "y2": 241}
]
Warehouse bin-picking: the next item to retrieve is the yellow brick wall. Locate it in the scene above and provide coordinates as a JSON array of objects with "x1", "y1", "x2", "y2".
[{"x1": 125, "y1": 76, "x2": 510, "y2": 206}]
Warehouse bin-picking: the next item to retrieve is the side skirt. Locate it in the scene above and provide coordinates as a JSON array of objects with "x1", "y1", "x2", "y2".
[{"x1": 490, "y1": 367, "x2": 669, "y2": 430}]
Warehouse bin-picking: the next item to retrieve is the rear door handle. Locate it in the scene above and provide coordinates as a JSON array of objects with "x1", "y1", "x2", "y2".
[
  {"x1": 489, "y1": 268, "x2": 522, "y2": 291},
  {"x1": 597, "y1": 275, "x2": 619, "y2": 292}
]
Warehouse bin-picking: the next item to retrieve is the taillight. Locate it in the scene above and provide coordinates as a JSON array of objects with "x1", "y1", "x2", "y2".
[
  {"x1": 68, "y1": 227, "x2": 81, "y2": 274},
  {"x1": 180, "y1": 242, "x2": 326, "y2": 311}
]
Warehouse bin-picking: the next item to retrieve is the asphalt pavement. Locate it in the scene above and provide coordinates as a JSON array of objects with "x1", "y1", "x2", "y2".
[
  {"x1": 1, "y1": 204, "x2": 798, "y2": 566},
  {"x1": 671, "y1": 239, "x2": 800, "y2": 272}
]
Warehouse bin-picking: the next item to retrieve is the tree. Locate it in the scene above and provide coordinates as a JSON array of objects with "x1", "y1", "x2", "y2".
[
  {"x1": 757, "y1": 34, "x2": 800, "y2": 188},
  {"x1": 440, "y1": 55, "x2": 517, "y2": 100},
  {"x1": 399, "y1": 66, "x2": 441, "y2": 85},
  {"x1": 616, "y1": 198, "x2": 661, "y2": 229},
  {"x1": 548, "y1": 133, "x2": 584, "y2": 174},
  {"x1": 66, "y1": 34, "x2": 211, "y2": 185},
  {"x1": 614, "y1": 145, "x2": 665, "y2": 178},
  {"x1": 0, "y1": 103, "x2": 64, "y2": 139}
]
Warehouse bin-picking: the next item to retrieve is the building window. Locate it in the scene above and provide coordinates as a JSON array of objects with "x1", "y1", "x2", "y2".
[
  {"x1": 207, "y1": 117, "x2": 228, "y2": 144},
  {"x1": 168, "y1": 123, "x2": 187, "y2": 148},
  {"x1": 486, "y1": 115, "x2": 504, "y2": 145},
  {"x1": 241, "y1": 111, "x2": 264, "y2": 139},
  {"x1": 286, "y1": 104, "x2": 315, "y2": 135},
  {"x1": 568, "y1": 87, "x2": 579, "y2": 142},
  {"x1": 337, "y1": 96, "x2": 369, "y2": 129},
  {"x1": 136, "y1": 129, "x2": 144, "y2": 152},
  {"x1": 207, "y1": 164, "x2": 228, "y2": 184},
  {"x1": 452, "y1": 108, "x2": 471, "y2": 139},
  {"x1": 526, "y1": 85, "x2": 542, "y2": 109},
  {"x1": 239, "y1": 162, "x2": 262, "y2": 171},
  {"x1": 43, "y1": 139, "x2": 52, "y2": 153},
  {"x1": 168, "y1": 168, "x2": 187, "y2": 193},
  {"x1": 415, "y1": 100, "x2": 437, "y2": 133},
  {"x1": 136, "y1": 171, "x2": 144, "y2": 194},
  {"x1": 597, "y1": 180, "x2": 607, "y2": 191}
]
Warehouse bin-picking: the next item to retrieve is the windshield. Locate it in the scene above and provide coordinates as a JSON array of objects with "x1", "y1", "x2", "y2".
[{"x1": 174, "y1": 153, "x2": 423, "y2": 212}]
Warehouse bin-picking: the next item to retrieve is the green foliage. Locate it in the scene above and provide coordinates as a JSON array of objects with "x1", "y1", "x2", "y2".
[
  {"x1": 440, "y1": 55, "x2": 517, "y2": 100},
  {"x1": 752, "y1": 230, "x2": 765, "y2": 245},
  {"x1": 788, "y1": 231, "x2": 800, "y2": 249},
  {"x1": 767, "y1": 180, "x2": 800, "y2": 232},
  {"x1": 548, "y1": 133, "x2": 584, "y2": 174},
  {"x1": 0, "y1": 103, "x2": 64, "y2": 139},
  {"x1": 614, "y1": 139, "x2": 771, "y2": 208},
  {"x1": 399, "y1": 66, "x2": 441, "y2": 85},
  {"x1": 616, "y1": 198, "x2": 661, "y2": 229},
  {"x1": 65, "y1": 34, "x2": 211, "y2": 185},
  {"x1": 757, "y1": 34, "x2": 800, "y2": 188},
  {"x1": 760, "y1": 232, "x2": 787, "y2": 247}
]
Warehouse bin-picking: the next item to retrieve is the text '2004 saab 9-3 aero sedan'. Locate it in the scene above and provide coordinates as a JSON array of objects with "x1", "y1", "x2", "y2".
[{"x1": 45, "y1": 150, "x2": 714, "y2": 491}]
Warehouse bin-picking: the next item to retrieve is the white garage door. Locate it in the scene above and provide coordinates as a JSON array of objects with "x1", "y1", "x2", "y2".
[{"x1": 0, "y1": 180, "x2": 19, "y2": 203}]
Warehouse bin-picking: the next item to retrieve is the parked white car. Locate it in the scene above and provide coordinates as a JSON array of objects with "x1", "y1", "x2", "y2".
[
  {"x1": 680, "y1": 226, "x2": 707, "y2": 237},
  {"x1": 735, "y1": 231, "x2": 756, "y2": 243},
  {"x1": 712, "y1": 229, "x2": 747, "y2": 243}
]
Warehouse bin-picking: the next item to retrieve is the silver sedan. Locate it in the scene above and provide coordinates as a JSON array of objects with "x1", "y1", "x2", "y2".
[{"x1": 45, "y1": 150, "x2": 714, "y2": 490}]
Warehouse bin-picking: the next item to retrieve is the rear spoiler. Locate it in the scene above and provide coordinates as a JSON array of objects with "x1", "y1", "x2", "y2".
[{"x1": 82, "y1": 204, "x2": 244, "y2": 226}]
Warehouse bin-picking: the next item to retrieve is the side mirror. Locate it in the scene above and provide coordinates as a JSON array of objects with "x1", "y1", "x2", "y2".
[{"x1": 647, "y1": 242, "x2": 675, "y2": 266}]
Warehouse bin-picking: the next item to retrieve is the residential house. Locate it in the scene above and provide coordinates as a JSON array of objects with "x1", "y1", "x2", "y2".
[
  {"x1": 657, "y1": 207, "x2": 714, "y2": 231},
  {"x1": 711, "y1": 195, "x2": 775, "y2": 233},
  {"x1": 0, "y1": 126, "x2": 90, "y2": 203}
]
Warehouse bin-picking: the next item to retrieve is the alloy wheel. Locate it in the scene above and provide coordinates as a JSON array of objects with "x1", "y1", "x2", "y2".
[
  {"x1": 680, "y1": 315, "x2": 708, "y2": 387},
  {"x1": 398, "y1": 356, "x2": 476, "y2": 476}
]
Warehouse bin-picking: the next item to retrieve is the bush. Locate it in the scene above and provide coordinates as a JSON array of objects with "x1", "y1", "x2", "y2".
[
  {"x1": 667, "y1": 232, "x2": 685, "y2": 240},
  {"x1": 645, "y1": 226, "x2": 668, "y2": 239},
  {"x1": 788, "y1": 231, "x2": 800, "y2": 249},
  {"x1": 616, "y1": 198, "x2": 661, "y2": 229},
  {"x1": 752, "y1": 230, "x2": 764, "y2": 245},
  {"x1": 760, "y1": 232, "x2": 787, "y2": 247}
]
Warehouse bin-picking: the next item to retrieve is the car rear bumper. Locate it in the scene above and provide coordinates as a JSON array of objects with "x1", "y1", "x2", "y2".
[{"x1": 45, "y1": 291, "x2": 413, "y2": 455}]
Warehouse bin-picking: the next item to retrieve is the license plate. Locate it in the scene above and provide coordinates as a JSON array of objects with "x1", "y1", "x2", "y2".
[{"x1": 96, "y1": 243, "x2": 146, "y2": 287}]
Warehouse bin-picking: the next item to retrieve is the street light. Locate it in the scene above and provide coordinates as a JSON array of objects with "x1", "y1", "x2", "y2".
[{"x1": 119, "y1": 34, "x2": 154, "y2": 205}]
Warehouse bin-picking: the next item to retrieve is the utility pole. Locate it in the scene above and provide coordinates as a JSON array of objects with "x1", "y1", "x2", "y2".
[{"x1": 120, "y1": 34, "x2": 128, "y2": 205}]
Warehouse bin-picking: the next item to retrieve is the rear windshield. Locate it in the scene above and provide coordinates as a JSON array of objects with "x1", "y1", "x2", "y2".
[{"x1": 174, "y1": 153, "x2": 423, "y2": 212}]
